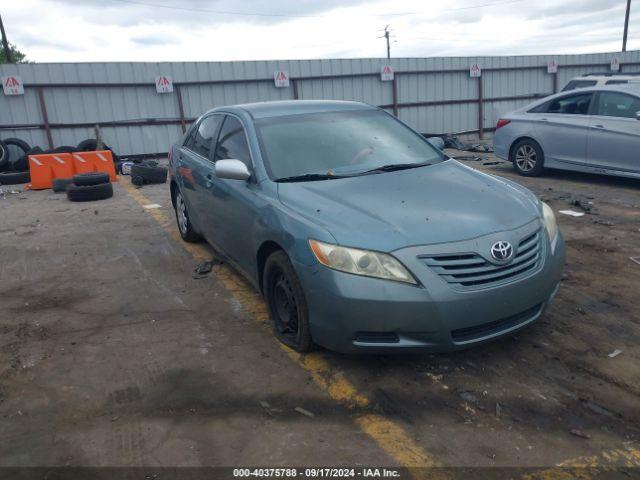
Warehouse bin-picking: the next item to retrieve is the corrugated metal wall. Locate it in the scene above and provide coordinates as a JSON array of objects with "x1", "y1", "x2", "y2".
[{"x1": 1, "y1": 51, "x2": 639, "y2": 156}]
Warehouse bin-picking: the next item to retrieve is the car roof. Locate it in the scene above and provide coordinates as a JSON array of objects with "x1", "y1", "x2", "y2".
[{"x1": 212, "y1": 100, "x2": 376, "y2": 119}]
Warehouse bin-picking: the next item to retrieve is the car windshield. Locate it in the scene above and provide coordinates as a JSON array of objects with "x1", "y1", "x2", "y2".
[{"x1": 255, "y1": 109, "x2": 445, "y2": 180}]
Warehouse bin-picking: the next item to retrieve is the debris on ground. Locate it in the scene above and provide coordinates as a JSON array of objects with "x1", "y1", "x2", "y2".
[
  {"x1": 608, "y1": 349, "x2": 623, "y2": 358},
  {"x1": 453, "y1": 155, "x2": 485, "y2": 161},
  {"x1": 570, "y1": 198, "x2": 597, "y2": 214},
  {"x1": 630, "y1": 257, "x2": 640, "y2": 266},
  {"x1": 569, "y1": 429, "x2": 591, "y2": 439},
  {"x1": 581, "y1": 399, "x2": 616, "y2": 417},
  {"x1": 495, "y1": 402, "x2": 502, "y2": 418},
  {"x1": 459, "y1": 391, "x2": 478, "y2": 403},
  {"x1": 559, "y1": 210, "x2": 585, "y2": 217},
  {"x1": 143, "y1": 203, "x2": 162, "y2": 209},
  {"x1": 442, "y1": 134, "x2": 494, "y2": 152},
  {"x1": 482, "y1": 161, "x2": 503, "y2": 166},
  {"x1": 192, "y1": 259, "x2": 223, "y2": 279},
  {"x1": 592, "y1": 218, "x2": 614, "y2": 226},
  {"x1": 294, "y1": 406, "x2": 315, "y2": 418}
]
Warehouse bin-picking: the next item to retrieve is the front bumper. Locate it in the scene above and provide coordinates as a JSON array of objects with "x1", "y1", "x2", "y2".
[{"x1": 294, "y1": 223, "x2": 565, "y2": 354}]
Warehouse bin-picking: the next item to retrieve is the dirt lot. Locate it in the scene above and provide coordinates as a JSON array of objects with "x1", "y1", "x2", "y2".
[{"x1": 1, "y1": 153, "x2": 639, "y2": 475}]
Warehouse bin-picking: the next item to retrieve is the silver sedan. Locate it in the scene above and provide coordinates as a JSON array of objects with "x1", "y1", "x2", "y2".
[{"x1": 493, "y1": 85, "x2": 640, "y2": 179}]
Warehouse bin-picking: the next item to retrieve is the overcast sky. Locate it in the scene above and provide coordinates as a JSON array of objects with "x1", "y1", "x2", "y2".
[{"x1": 2, "y1": 0, "x2": 638, "y2": 62}]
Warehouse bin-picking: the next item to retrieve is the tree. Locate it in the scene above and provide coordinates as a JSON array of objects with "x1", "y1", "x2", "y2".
[{"x1": 0, "y1": 43, "x2": 27, "y2": 63}]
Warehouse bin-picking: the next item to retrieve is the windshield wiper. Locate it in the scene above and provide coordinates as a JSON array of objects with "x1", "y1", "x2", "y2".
[
  {"x1": 276, "y1": 173, "x2": 345, "y2": 183},
  {"x1": 357, "y1": 162, "x2": 432, "y2": 175}
]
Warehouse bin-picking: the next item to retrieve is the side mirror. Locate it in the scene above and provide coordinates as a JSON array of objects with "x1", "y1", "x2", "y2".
[
  {"x1": 427, "y1": 137, "x2": 445, "y2": 151},
  {"x1": 215, "y1": 159, "x2": 251, "y2": 181}
]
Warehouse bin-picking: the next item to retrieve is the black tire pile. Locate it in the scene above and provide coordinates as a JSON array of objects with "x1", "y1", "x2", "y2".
[
  {"x1": 0, "y1": 138, "x2": 39, "y2": 186},
  {"x1": 130, "y1": 160, "x2": 168, "y2": 186},
  {"x1": 0, "y1": 137, "x2": 121, "y2": 187},
  {"x1": 57, "y1": 172, "x2": 114, "y2": 202}
]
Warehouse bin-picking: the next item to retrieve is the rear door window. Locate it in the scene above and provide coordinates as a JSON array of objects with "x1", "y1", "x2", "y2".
[
  {"x1": 605, "y1": 80, "x2": 629, "y2": 85},
  {"x1": 532, "y1": 92, "x2": 594, "y2": 115},
  {"x1": 188, "y1": 115, "x2": 223, "y2": 159},
  {"x1": 595, "y1": 91, "x2": 640, "y2": 119},
  {"x1": 561, "y1": 80, "x2": 597, "y2": 92}
]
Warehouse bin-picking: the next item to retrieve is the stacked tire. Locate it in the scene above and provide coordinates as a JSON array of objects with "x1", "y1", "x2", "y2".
[
  {"x1": 130, "y1": 160, "x2": 167, "y2": 186},
  {"x1": 0, "y1": 138, "x2": 34, "y2": 186},
  {"x1": 66, "y1": 172, "x2": 114, "y2": 202}
]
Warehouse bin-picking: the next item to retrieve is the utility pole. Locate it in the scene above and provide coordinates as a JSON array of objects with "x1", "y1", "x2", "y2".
[
  {"x1": 623, "y1": 0, "x2": 632, "y2": 52},
  {"x1": 383, "y1": 25, "x2": 391, "y2": 59},
  {"x1": 0, "y1": 13, "x2": 11, "y2": 63}
]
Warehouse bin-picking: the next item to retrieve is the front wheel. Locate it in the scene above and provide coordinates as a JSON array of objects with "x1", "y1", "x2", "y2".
[
  {"x1": 174, "y1": 190, "x2": 201, "y2": 242},
  {"x1": 263, "y1": 251, "x2": 313, "y2": 352},
  {"x1": 511, "y1": 139, "x2": 545, "y2": 177}
]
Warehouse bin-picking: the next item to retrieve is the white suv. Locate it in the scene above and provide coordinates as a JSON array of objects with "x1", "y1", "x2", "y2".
[{"x1": 562, "y1": 73, "x2": 640, "y2": 91}]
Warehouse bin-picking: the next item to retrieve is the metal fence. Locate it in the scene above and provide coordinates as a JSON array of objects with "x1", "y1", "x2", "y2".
[{"x1": 1, "y1": 51, "x2": 639, "y2": 157}]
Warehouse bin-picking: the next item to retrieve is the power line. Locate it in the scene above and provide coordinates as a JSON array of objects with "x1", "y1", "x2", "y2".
[
  {"x1": 104, "y1": 0, "x2": 526, "y2": 19},
  {"x1": 0, "y1": 13, "x2": 11, "y2": 63}
]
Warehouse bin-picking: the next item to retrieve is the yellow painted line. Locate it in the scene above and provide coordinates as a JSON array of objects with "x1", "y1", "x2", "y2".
[
  {"x1": 522, "y1": 443, "x2": 640, "y2": 480},
  {"x1": 122, "y1": 181, "x2": 443, "y2": 472}
]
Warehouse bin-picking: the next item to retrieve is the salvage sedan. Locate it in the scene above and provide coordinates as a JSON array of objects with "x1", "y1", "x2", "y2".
[
  {"x1": 169, "y1": 100, "x2": 565, "y2": 353},
  {"x1": 494, "y1": 85, "x2": 640, "y2": 179}
]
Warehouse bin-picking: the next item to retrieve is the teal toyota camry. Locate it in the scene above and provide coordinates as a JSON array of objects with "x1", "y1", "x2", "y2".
[{"x1": 169, "y1": 100, "x2": 565, "y2": 353}]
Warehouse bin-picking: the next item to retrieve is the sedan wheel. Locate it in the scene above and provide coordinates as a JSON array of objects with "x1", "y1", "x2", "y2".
[
  {"x1": 264, "y1": 251, "x2": 313, "y2": 352},
  {"x1": 174, "y1": 190, "x2": 201, "y2": 242},
  {"x1": 515, "y1": 145, "x2": 537, "y2": 172},
  {"x1": 511, "y1": 139, "x2": 544, "y2": 176}
]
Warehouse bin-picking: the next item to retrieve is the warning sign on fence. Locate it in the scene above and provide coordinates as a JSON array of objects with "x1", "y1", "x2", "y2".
[
  {"x1": 2, "y1": 75, "x2": 24, "y2": 95},
  {"x1": 274, "y1": 70, "x2": 290, "y2": 88},
  {"x1": 380, "y1": 65, "x2": 394, "y2": 81},
  {"x1": 547, "y1": 59, "x2": 558, "y2": 74},
  {"x1": 469, "y1": 63, "x2": 481, "y2": 78},
  {"x1": 155, "y1": 75, "x2": 173, "y2": 93},
  {"x1": 610, "y1": 57, "x2": 620, "y2": 72}
]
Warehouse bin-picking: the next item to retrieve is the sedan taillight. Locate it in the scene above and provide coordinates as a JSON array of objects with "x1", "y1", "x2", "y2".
[{"x1": 496, "y1": 119, "x2": 511, "y2": 130}]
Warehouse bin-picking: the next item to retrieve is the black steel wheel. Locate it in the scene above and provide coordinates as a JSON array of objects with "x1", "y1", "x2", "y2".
[{"x1": 263, "y1": 251, "x2": 312, "y2": 352}]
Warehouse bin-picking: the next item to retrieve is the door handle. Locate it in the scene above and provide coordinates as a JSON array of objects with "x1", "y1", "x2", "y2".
[
  {"x1": 592, "y1": 124, "x2": 605, "y2": 129},
  {"x1": 540, "y1": 118, "x2": 548, "y2": 122}
]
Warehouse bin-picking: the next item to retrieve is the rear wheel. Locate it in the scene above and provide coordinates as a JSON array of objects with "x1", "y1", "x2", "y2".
[
  {"x1": 511, "y1": 139, "x2": 544, "y2": 176},
  {"x1": 263, "y1": 251, "x2": 313, "y2": 352},
  {"x1": 174, "y1": 190, "x2": 201, "y2": 242}
]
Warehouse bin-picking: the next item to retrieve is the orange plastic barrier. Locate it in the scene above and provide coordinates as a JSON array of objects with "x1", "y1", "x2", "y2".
[
  {"x1": 73, "y1": 150, "x2": 118, "y2": 182},
  {"x1": 28, "y1": 149, "x2": 118, "y2": 190},
  {"x1": 28, "y1": 153, "x2": 75, "y2": 190}
]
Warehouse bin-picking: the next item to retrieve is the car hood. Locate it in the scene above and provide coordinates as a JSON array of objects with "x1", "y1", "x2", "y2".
[{"x1": 277, "y1": 159, "x2": 540, "y2": 252}]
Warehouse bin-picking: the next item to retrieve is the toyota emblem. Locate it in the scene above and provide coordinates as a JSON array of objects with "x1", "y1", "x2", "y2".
[{"x1": 490, "y1": 241, "x2": 513, "y2": 261}]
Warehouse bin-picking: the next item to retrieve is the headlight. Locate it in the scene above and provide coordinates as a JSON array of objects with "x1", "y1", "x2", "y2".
[
  {"x1": 541, "y1": 202, "x2": 558, "y2": 242},
  {"x1": 308, "y1": 239, "x2": 417, "y2": 285}
]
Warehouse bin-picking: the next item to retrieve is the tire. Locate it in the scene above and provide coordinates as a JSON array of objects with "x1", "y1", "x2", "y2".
[
  {"x1": 263, "y1": 251, "x2": 313, "y2": 352},
  {"x1": 14, "y1": 146, "x2": 43, "y2": 172},
  {"x1": 174, "y1": 189, "x2": 201, "y2": 242},
  {"x1": 73, "y1": 172, "x2": 110, "y2": 186},
  {"x1": 0, "y1": 140, "x2": 8, "y2": 170},
  {"x1": 77, "y1": 138, "x2": 97, "y2": 151},
  {"x1": 130, "y1": 164, "x2": 167, "y2": 184},
  {"x1": 3, "y1": 137, "x2": 31, "y2": 153},
  {"x1": 0, "y1": 171, "x2": 30, "y2": 185},
  {"x1": 66, "y1": 182, "x2": 113, "y2": 202},
  {"x1": 511, "y1": 139, "x2": 545, "y2": 177},
  {"x1": 52, "y1": 178, "x2": 73, "y2": 193},
  {"x1": 131, "y1": 175, "x2": 145, "y2": 187},
  {"x1": 53, "y1": 145, "x2": 78, "y2": 153}
]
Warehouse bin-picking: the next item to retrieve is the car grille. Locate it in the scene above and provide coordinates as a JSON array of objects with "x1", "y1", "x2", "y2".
[
  {"x1": 420, "y1": 229, "x2": 543, "y2": 289},
  {"x1": 451, "y1": 303, "x2": 542, "y2": 343}
]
